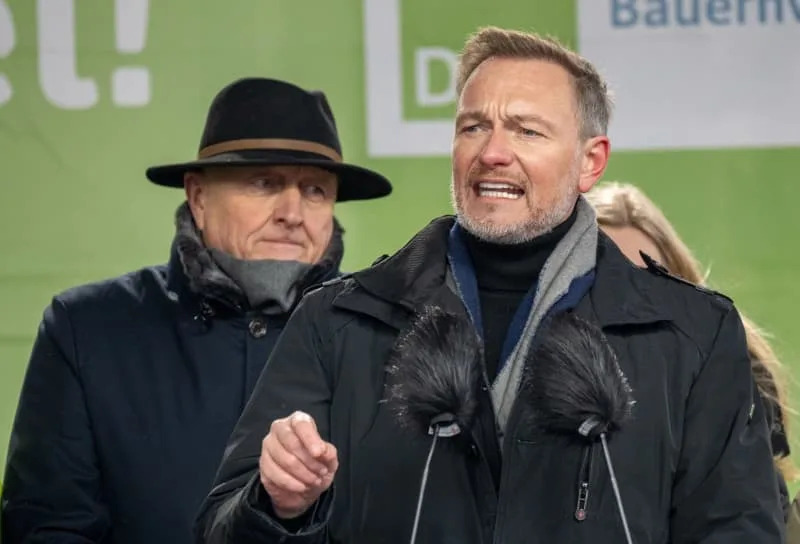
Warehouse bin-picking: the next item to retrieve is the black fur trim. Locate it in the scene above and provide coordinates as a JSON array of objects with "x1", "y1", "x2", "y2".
[
  {"x1": 522, "y1": 312, "x2": 635, "y2": 440},
  {"x1": 385, "y1": 306, "x2": 482, "y2": 436}
]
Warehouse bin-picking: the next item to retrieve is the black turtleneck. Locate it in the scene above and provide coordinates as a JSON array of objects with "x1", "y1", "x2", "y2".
[{"x1": 461, "y1": 207, "x2": 577, "y2": 382}]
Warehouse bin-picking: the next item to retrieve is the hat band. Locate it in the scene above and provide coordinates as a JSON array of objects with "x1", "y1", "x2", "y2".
[{"x1": 198, "y1": 138, "x2": 342, "y2": 162}]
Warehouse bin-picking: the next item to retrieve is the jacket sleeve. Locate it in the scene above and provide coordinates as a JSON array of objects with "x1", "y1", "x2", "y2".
[
  {"x1": 669, "y1": 306, "x2": 784, "y2": 543},
  {"x1": 195, "y1": 292, "x2": 335, "y2": 544},
  {"x1": 1, "y1": 298, "x2": 110, "y2": 542}
]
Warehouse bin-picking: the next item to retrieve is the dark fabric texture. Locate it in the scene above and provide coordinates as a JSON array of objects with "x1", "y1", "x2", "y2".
[
  {"x1": 1, "y1": 206, "x2": 343, "y2": 544},
  {"x1": 195, "y1": 215, "x2": 784, "y2": 544}
]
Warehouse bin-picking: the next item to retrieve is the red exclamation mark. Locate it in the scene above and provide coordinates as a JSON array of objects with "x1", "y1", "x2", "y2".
[{"x1": 112, "y1": 0, "x2": 149, "y2": 107}]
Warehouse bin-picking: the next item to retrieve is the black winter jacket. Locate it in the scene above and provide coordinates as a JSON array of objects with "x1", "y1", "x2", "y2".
[{"x1": 197, "y1": 216, "x2": 783, "y2": 544}]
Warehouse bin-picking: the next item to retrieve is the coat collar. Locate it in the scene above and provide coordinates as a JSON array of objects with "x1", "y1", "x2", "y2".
[
  {"x1": 334, "y1": 216, "x2": 676, "y2": 331},
  {"x1": 166, "y1": 202, "x2": 343, "y2": 319},
  {"x1": 348, "y1": 216, "x2": 455, "y2": 312},
  {"x1": 580, "y1": 231, "x2": 675, "y2": 328},
  {"x1": 330, "y1": 216, "x2": 457, "y2": 330}
]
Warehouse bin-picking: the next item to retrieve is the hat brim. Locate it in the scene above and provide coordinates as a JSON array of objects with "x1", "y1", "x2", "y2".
[{"x1": 145, "y1": 149, "x2": 392, "y2": 202}]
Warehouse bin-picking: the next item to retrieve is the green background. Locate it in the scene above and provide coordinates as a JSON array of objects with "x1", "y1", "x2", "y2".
[{"x1": 1, "y1": 0, "x2": 798, "y2": 493}]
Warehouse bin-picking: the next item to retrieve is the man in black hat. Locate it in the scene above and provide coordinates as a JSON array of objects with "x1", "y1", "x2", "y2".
[{"x1": 1, "y1": 77, "x2": 391, "y2": 544}]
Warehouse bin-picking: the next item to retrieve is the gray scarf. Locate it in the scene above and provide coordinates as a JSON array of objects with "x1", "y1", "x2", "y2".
[
  {"x1": 491, "y1": 197, "x2": 598, "y2": 438},
  {"x1": 208, "y1": 248, "x2": 312, "y2": 313},
  {"x1": 446, "y1": 197, "x2": 598, "y2": 442},
  {"x1": 174, "y1": 202, "x2": 343, "y2": 314}
]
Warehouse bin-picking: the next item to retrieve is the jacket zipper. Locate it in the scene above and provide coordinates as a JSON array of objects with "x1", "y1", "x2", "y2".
[{"x1": 574, "y1": 444, "x2": 594, "y2": 522}]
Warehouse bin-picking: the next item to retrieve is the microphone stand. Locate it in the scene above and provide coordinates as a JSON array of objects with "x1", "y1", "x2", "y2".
[
  {"x1": 600, "y1": 432, "x2": 633, "y2": 544},
  {"x1": 581, "y1": 416, "x2": 633, "y2": 544},
  {"x1": 409, "y1": 413, "x2": 460, "y2": 544}
]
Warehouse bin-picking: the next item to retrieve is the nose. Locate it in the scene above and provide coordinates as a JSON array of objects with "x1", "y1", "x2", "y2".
[
  {"x1": 272, "y1": 185, "x2": 303, "y2": 228},
  {"x1": 479, "y1": 128, "x2": 514, "y2": 168}
]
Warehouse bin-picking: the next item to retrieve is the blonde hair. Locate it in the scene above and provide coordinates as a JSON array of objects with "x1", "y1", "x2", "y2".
[
  {"x1": 587, "y1": 181, "x2": 796, "y2": 480},
  {"x1": 456, "y1": 26, "x2": 613, "y2": 140}
]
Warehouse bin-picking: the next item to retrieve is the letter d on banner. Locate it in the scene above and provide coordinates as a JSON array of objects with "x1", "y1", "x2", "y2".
[{"x1": 414, "y1": 47, "x2": 457, "y2": 107}]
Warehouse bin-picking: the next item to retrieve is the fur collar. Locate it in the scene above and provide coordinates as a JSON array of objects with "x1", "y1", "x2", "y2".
[{"x1": 172, "y1": 201, "x2": 344, "y2": 311}]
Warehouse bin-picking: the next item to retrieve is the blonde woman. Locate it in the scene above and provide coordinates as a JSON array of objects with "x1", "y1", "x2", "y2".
[{"x1": 586, "y1": 181, "x2": 796, "y2": 524}]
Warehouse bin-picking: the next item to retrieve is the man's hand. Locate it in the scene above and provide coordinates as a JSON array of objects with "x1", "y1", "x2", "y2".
[{"x1": 259, "y1": 411, "x2": 338, "y2": 519}]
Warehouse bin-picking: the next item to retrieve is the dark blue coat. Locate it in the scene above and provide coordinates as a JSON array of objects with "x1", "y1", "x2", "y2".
[{"x1": 2, "y1": 226, "x2": 341, "y2": 544}]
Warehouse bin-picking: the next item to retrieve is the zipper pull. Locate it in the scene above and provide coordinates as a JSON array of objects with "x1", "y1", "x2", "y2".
[{"x1": 575, "y1": 481, "x2": 589, "y2": 521}]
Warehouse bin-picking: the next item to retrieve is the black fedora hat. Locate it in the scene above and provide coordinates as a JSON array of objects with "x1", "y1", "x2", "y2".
[{"x1": 146, "y1": 78, "x2": 392, "y2": 202}]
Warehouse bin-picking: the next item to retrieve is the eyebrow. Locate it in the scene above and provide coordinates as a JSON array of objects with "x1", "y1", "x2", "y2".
[
  {"x1": 507, "y1": 113, "x2": 557, "y2": 133},
  {"x1": 455, "y1": 110, "x2": 557, "y2": 133},
  {"x1": 454, "y1": 110, "x2": 485, "y2": 127}
]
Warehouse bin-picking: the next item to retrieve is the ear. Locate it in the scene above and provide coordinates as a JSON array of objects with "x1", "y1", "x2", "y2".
[
  {"x1": 183, "y1": 170, "x2": 207, "y2": 231},
  {"x1": 577, "y1": 136, "x2": 611, "y2": 194}
]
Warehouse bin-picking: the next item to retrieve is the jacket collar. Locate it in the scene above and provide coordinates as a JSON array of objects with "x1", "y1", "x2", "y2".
[
  {"x1": 166, "y1": 202, "x2": 343, "y2": 318},
  {"x1": 346, "y1": 216, "x2": 454, "y2": 309},
  {"x1": 335, "y1": 216, "x2": 675, "y2": 330},
  {"x1": 330, "y1": 216, "x2": 456, "y2": 329},
  {"x1": 579, "y1": 231, "x2": 675, "y2": 328}
]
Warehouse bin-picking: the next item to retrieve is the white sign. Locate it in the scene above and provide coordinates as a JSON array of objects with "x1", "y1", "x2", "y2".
[
  {"x1": 577, "y1": 0, "x2": 800, "y2": 150},
  {"x1": 363, "y1": 0, "x2": 455, "y2": 157}
]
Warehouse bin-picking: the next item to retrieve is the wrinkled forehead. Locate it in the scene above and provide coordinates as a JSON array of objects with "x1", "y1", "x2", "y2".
[{"x1": 457, "y1": 57, "x2": 579, "y2": 120}]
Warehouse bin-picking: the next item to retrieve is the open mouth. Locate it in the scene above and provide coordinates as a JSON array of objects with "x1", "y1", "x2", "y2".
[{"x1": 474, "y1": 181, "x2": 525, "y2": 200}]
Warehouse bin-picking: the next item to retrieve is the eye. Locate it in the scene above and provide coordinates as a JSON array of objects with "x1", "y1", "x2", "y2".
[
  {"x1": 253, "y1": 177, "x2": 281, "y2": 191},
  {"x1": 461, "y1": 123, "x2": 482, "y2": 134},
  {"x1": 520, "y1": 127, "x2": 542, "y2": 137},
  {"x1": 303, "y1": 184, "x2": 329, "y2": 202}
]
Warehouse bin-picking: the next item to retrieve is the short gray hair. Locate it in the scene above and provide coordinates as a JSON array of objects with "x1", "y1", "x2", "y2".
[{"x1": 456, "y1": 26, "x2": 613, "y2": 140}]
